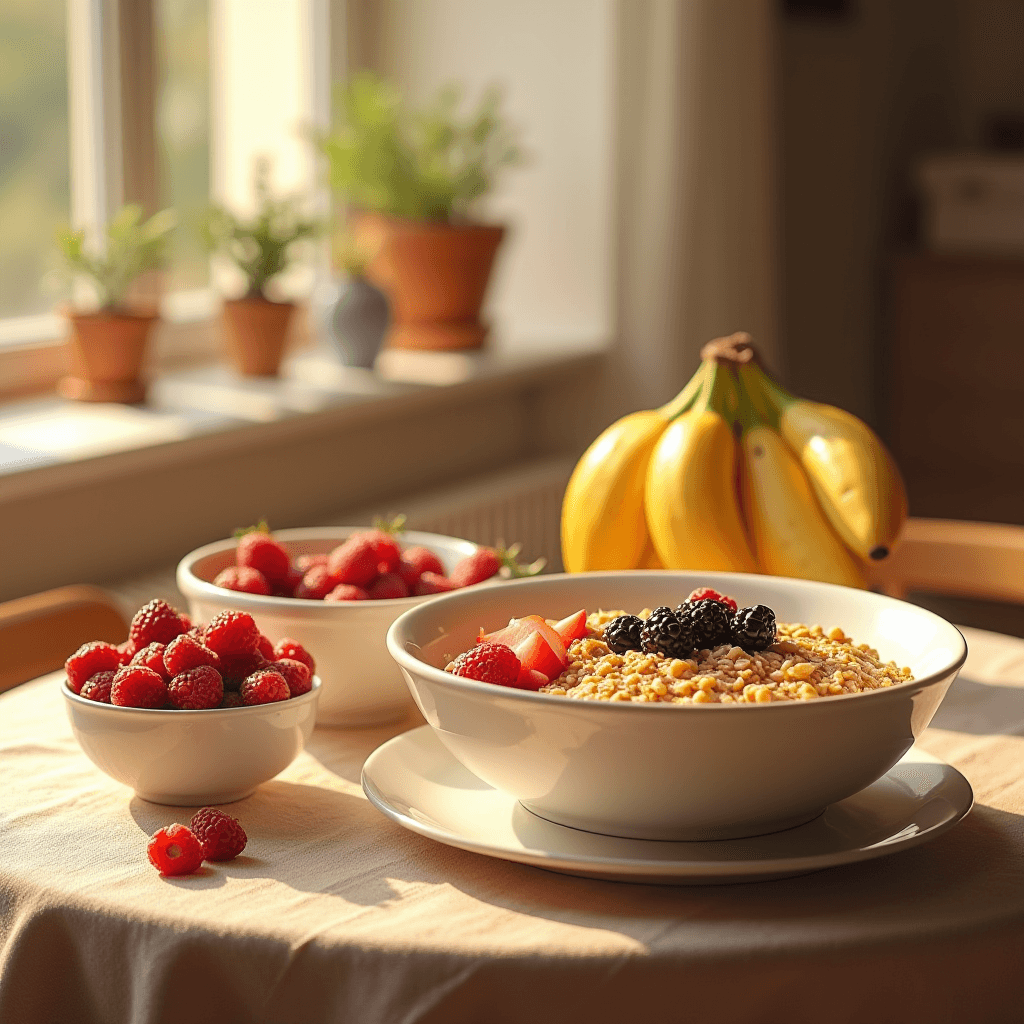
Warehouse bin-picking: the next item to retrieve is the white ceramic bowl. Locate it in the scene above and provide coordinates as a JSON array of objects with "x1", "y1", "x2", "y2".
[
  {"x1": 387, "y1": 571, "x2": 967, "y2": 841},
  {"x1": 63, "y1": 678, "x2": 321, "y2": 805},
  {"x1": 177, "y1": 527, "x2": 479, "y2": 727}
]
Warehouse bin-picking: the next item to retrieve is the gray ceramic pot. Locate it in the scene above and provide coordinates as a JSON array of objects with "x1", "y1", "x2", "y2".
[{"x1": 329, "y1": 276, "x2": 390, "y2": 368}]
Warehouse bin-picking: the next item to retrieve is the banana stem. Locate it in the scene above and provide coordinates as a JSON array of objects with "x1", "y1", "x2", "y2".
[
  {"x1": 732, "y1": 364, "x2": 765, "y2": 433},
  {"x1": 660, "y1": 360, "x2": 710, "y2": 419},
  {"x1": 736, "y1": 363, "x2": 787, "y2": 432}
]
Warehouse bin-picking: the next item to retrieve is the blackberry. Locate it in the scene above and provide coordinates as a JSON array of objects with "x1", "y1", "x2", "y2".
[
  {"x1": 640, "y1": 606, "x2": 694, "y2": 659},
  {"x1": 603, "y1": 614, "x2": 644, "y2": 654},
  {"x1": 679, "y1": 599, "x2": 733, "y2": 651},
  {"x1": 731, "y1": 604, "x2": 777, "y2": 652}
]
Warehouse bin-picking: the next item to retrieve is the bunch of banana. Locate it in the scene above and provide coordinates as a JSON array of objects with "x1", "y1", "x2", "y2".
[{"x1": 560, "y1": 332, "x2": 908, "y2": 588}]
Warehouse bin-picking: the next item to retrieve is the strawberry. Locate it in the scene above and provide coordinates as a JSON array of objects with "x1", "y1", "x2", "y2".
[
  {"x1": 367, "y1": 573, "x2": 410, "y2": 600},
  {"x1": 515, "y1": 666, "x2": 550, "y2": 691},
  {"x1": 295, "y1": 564, "x2": 337, "y2": 600},
  {"x1": 327, "y1": 536, "x2": 380, "y2": 587},
  {"x1": 686, "y1": 587, "x2": 738, "y2": 613},
  {"x1": 553, "y1": 610, "x2": 588, "y2": 645},
  {"x1": 414, "y1": 573, "x2": 456, "y2": 596},
  {"x1": 236, "y1": 525, "x2": 291, "y2": 586},
  {"x1": 296, "y1": 553, "x2": 329, "y2": 573},
  {"x1": 481, "y1": 616, "x2": 568, "y2": 679},
  {"x1": 324, "y1": 584, "x2": 370, "y2": 601},
  {"x1": 450, "y1": 549, "x2": 502, "y2": 588},
  {"x1": 511, "y1": 628, "x2": 565, "y2": 680},
  {"x1": 214, "y1": 565, "x2": 271, "y2": 596},
  {"x1": 449, "y1": 642, "x2": 520, "y2": 686},
  {"x1": 400, "y1": 546, "x2": 444, "y2": 581}
]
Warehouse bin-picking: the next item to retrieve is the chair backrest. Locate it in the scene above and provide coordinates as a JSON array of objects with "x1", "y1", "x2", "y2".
[
  {"x1": 869, "y1": 518, "x2": 1024, "y2": 604},
  {"x1": 0, "y1": 585, "x2": 129, "y2": 695}
]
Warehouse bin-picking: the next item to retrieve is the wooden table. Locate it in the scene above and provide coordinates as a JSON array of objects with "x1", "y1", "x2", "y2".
[{"x1": 2, "y1": 627, "x2": 1023, "y2": 1024}]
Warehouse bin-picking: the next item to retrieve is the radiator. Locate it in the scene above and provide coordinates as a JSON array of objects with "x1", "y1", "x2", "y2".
[{"x1": 344, "y1": 456, "x2": 576, "y2": 574}]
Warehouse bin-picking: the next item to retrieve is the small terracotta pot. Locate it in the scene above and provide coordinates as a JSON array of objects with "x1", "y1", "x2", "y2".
[
  {"x1": 59, "y1": 308, "x2": 158, "y2": 404},
  {"x1": 222, "y1": 296, "x2": 296, "y2": 376},
  {"x1": 355, "y1": 214, "x2": 506, "y2": 351}
]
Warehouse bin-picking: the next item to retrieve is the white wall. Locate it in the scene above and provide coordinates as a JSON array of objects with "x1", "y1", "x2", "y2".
[{"x1": 359, "y1": 0, "x2": 617, "y2": 347}]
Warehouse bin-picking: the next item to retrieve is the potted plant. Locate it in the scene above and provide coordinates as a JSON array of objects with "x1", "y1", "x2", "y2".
[
  {"x1": 325, "y1": 230, "x2": 390, "y2": 368},
  {"x1": 321, "y1": 73, "x2": 523, "y2": 351},
  {"x1": 201, "y1": 159, "x2": 322, "y2": 377},
  {"x1": 55, "y1": 205, "x2": 176, "y2": 403}
]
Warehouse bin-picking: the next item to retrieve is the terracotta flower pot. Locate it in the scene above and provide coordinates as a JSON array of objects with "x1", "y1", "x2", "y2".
[
  {"x1": 221, "y1": 296, "x2": 296, "y2": 376},
  {"x1": 355, "y1": 214, "x2": 506, "y2": 351},
  {"x1": 58, "y1": 308, "x2": 158, "y2": 404}
]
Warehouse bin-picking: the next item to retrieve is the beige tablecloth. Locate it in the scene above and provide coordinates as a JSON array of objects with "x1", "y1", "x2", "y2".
[{"x1": 2, "y1": 626, "x2": 1023, "y2": 1024}]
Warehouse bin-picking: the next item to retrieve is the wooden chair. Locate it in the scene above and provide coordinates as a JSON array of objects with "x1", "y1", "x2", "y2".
[
  {"x1": 869, "y1": 518, "x2": 1024, "y2": 604},
  {"x1": 0, "y1": 585, "x2": 129, "y2": 695}
]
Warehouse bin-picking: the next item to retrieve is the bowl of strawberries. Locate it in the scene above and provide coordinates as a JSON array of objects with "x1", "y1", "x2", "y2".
[{"x1": 177, "y1": 523, "x2": 538, "y2": 727}]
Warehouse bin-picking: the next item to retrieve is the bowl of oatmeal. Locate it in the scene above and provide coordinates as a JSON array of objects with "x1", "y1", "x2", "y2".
[{"x1": 386, "y1": 571, "x2": 967, "y2": 841}]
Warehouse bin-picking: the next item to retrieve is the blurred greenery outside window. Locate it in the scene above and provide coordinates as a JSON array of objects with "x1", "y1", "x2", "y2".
[
  {"x1": 157, "y1": 0, "x2": 210, "y2": 293},
  {"x1": 0, "y1": 0, "x2": 70, "y2": 320}
]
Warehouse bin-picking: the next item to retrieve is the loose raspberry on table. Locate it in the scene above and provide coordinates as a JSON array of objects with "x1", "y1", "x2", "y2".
[
  {"x1": 204, "y1": 610, "x2": 260, "y2": 657},
  {"x1": 111, "y1": 665, "x2": 168, "y2": 708},
  {"x1": 449, "y1": 642, "x2": 521, "y2": 686},
  {"x1": 324, "y1": 584, "x2": 369, "y2": 602},
  {"x1": 168, "y1": 665, "x2": 224, "y2": 710},
  {"x1": 450, "y1": 549, "x2": 502, "y2": 588},
  {"x1": 367, "y1": 573, "x2": 410, "y2": 600},
  {"x1": 240, "y1": 669, "x2": 290, "y2": 706},
  {"x1": 684, "y1": 587, "x2": 739, "y2": 613},
  {"x1": 129, "y1": 599, "x2": 186, "y2": 648},
  {"x1": 414, "y1": 572, "x2": 456, "y2": 596},
  {"x1": 327, "y1": 536, "x2": 380, "y2": 587},
  {"x1": 273, "y1": 657, "x2": 312, "y2": 697},
  {"x1": 236, "y1": 530, "x2": 291, "y2": 586},
  {"x1": 80, "y1": 670, "x2": 115, "y2": 703},
  {"x1": 214, "y1": 565, "x2": 271, "y2": 596},
  {"x1": 294, "y1": 564, "x2": 337, "y2": 600},
  {"x1": 148, "y1": 824, "x2": 205, "y2": 876},
  {"x1": 164, "y1": 632, "x2": 221, "y2": 676},
  {"x1": 189, "y1": 807, "x2": 247, "y2": 861},
  {"x1": 130, "y1": 642, "x2": 168, "y2": 678},
  {"x1": 218, "y1": 650, "x2": 268, "y2": 690},
  {"x1": 65, "y1": 641, "x2": 122, "y2": 694},
  {"x1": 400, "y1": 546, "x2": 445, "y2": 582},
  {"x1": 272, "y1": 638, "x2": 315, "y2": 675}
]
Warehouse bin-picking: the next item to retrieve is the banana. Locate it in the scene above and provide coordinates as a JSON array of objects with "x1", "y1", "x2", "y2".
[
  {"x1": 637, "y1": 536, "x2": 664, "y2": 569},
  {"x1": 740, "y1": 364, "x2": 907, "y2": 561},
  {"x1": 644, "y1": 364, "x2": 757, "y2": 573},
  {"x1": 561, "y1": 365, "x2": 708, "y2": 572},
  {"x1": 739, "y1": 420, "x2": 867, "y2": 588}
]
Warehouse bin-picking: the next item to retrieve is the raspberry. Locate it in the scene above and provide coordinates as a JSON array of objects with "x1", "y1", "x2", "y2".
[
  {"x1": 218, "y1": 650, "x2": 268, "y2": 690},
  {"x1": 450, "y1": 642, "x2": 521, "y2": 686},
  {"x1": 256, "y1": 633, "x2": 275, "y2": 660},
  {"x1": 80, "y1": 670, "x2": 115, "y2": 703},
  {"x1": 295, "y1": 564, "x2": 337, "y2": 600},
  {"x1": 111, "y1": 665, "x2": 168, "y2": 708},
  {"x1": 178, "y1": 613, "x2": 192, "y2": 632},
  {"x1": 684, "y1": 587, "x2": 738, "y2": 613},
  {"x1": 130, "y1": 642, "x2": 168, "y2": 678},
  {"x1": 147, "y1": 824, "x2": 205, "y2": 876},
  {"x1": 296, "y1": 553, "x2": 329, "y2": 572},
  {"x1": 273, "y1": 638, "x2": 315, "y2": 675},
  {"x1": 116, "y1": 639, "x2": 137, "y2": 665},
  {"x1": 129, "y1": 599, "x2": 186, "y2": 647},
  {"x1": 327, "y1": 536, "x2": 380, "y2": 587},
  {"x1": 164, "y1": 632, "x2": 221, "y2": 676},
  {"x1": 214, "y1": 565, "x2": 271, "y2": 596},
  {"x1": 400, "y1": 546, "x2": 444, "y2": 582},
  {"x1": 274, "y1": 657, "x2": 312, "y2": 697},
  {"x1": 236, "y1": 530, "x2": 291, "y2": 586},
  {"x1": 450, "y1": 549, "x2": 502, "y2": 588},
  {"x1": 414, "y1": 572, "x2": 456, "y2": 596},
  {"x1": 367, "y1": 572, "x2": 410, "y2": 600},
  {"x1": 204, "y1": 610, "x2": 260, "y2": 656},
  {"x1": 65, "y1": 641, "x2": 121, "y2": 694},
  {"x1": 168, "y1": 665, "x2": 224, "y2": 710},
  {"x1": 240, "y1": 668, "x2": 290, "y2": 706},
  {"x1": 220, "y1": 691, "x2": 244, "y2": 708},
  {"x1": 189, "y1": 807, "x2": 247, "y2": 861},
  {"x1": 324, "y1": 584, "x2": 369, "y2": 602}
]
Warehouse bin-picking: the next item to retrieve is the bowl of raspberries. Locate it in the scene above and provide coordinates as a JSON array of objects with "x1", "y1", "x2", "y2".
[
  {"x1": 176, "y1": 523, "x2": 538, "y2": 727},
  {"x1": 62, "y1": 598, "x2": 320, "y2": 805}
]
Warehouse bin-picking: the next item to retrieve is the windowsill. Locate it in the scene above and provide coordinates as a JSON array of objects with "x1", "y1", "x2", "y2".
[{"x1": 0, "y1": 335, "x2": 608, "y2": 501}]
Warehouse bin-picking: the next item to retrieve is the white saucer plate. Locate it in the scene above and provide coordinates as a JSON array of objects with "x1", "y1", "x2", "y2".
[{"x1": 362, "y1": 726, "x2": 973, "y2": 885}]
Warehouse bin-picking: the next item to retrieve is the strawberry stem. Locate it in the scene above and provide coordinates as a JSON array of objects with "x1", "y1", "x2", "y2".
[
  {"x1": 372, "y1": 513, "x2": 407, "y2": 535},
  {"x1": 233, "y1": 519, "x2": 271, "y2": 539},
  {"x1": 494, "y1": 541, "x2": 546, "y2": 578}
]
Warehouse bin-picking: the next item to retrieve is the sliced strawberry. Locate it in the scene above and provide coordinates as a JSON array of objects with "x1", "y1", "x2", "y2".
[
  {"x1": 512, "y1": 628, "x2": 564, "y2": 680},
  {"x1": 513, "y1": 665, "x2": 550, "y2": 691},
  {"x1": 553, "y1": 609, "x2": 587, "y2": 645},
  {"x1": 521, "y1": 616, "x2": 568, "y2": 663}
]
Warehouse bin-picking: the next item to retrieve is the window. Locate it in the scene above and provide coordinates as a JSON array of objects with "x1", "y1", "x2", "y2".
[{"x1": 0, "y1": 1, "x2": 70, "y2": 320}]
